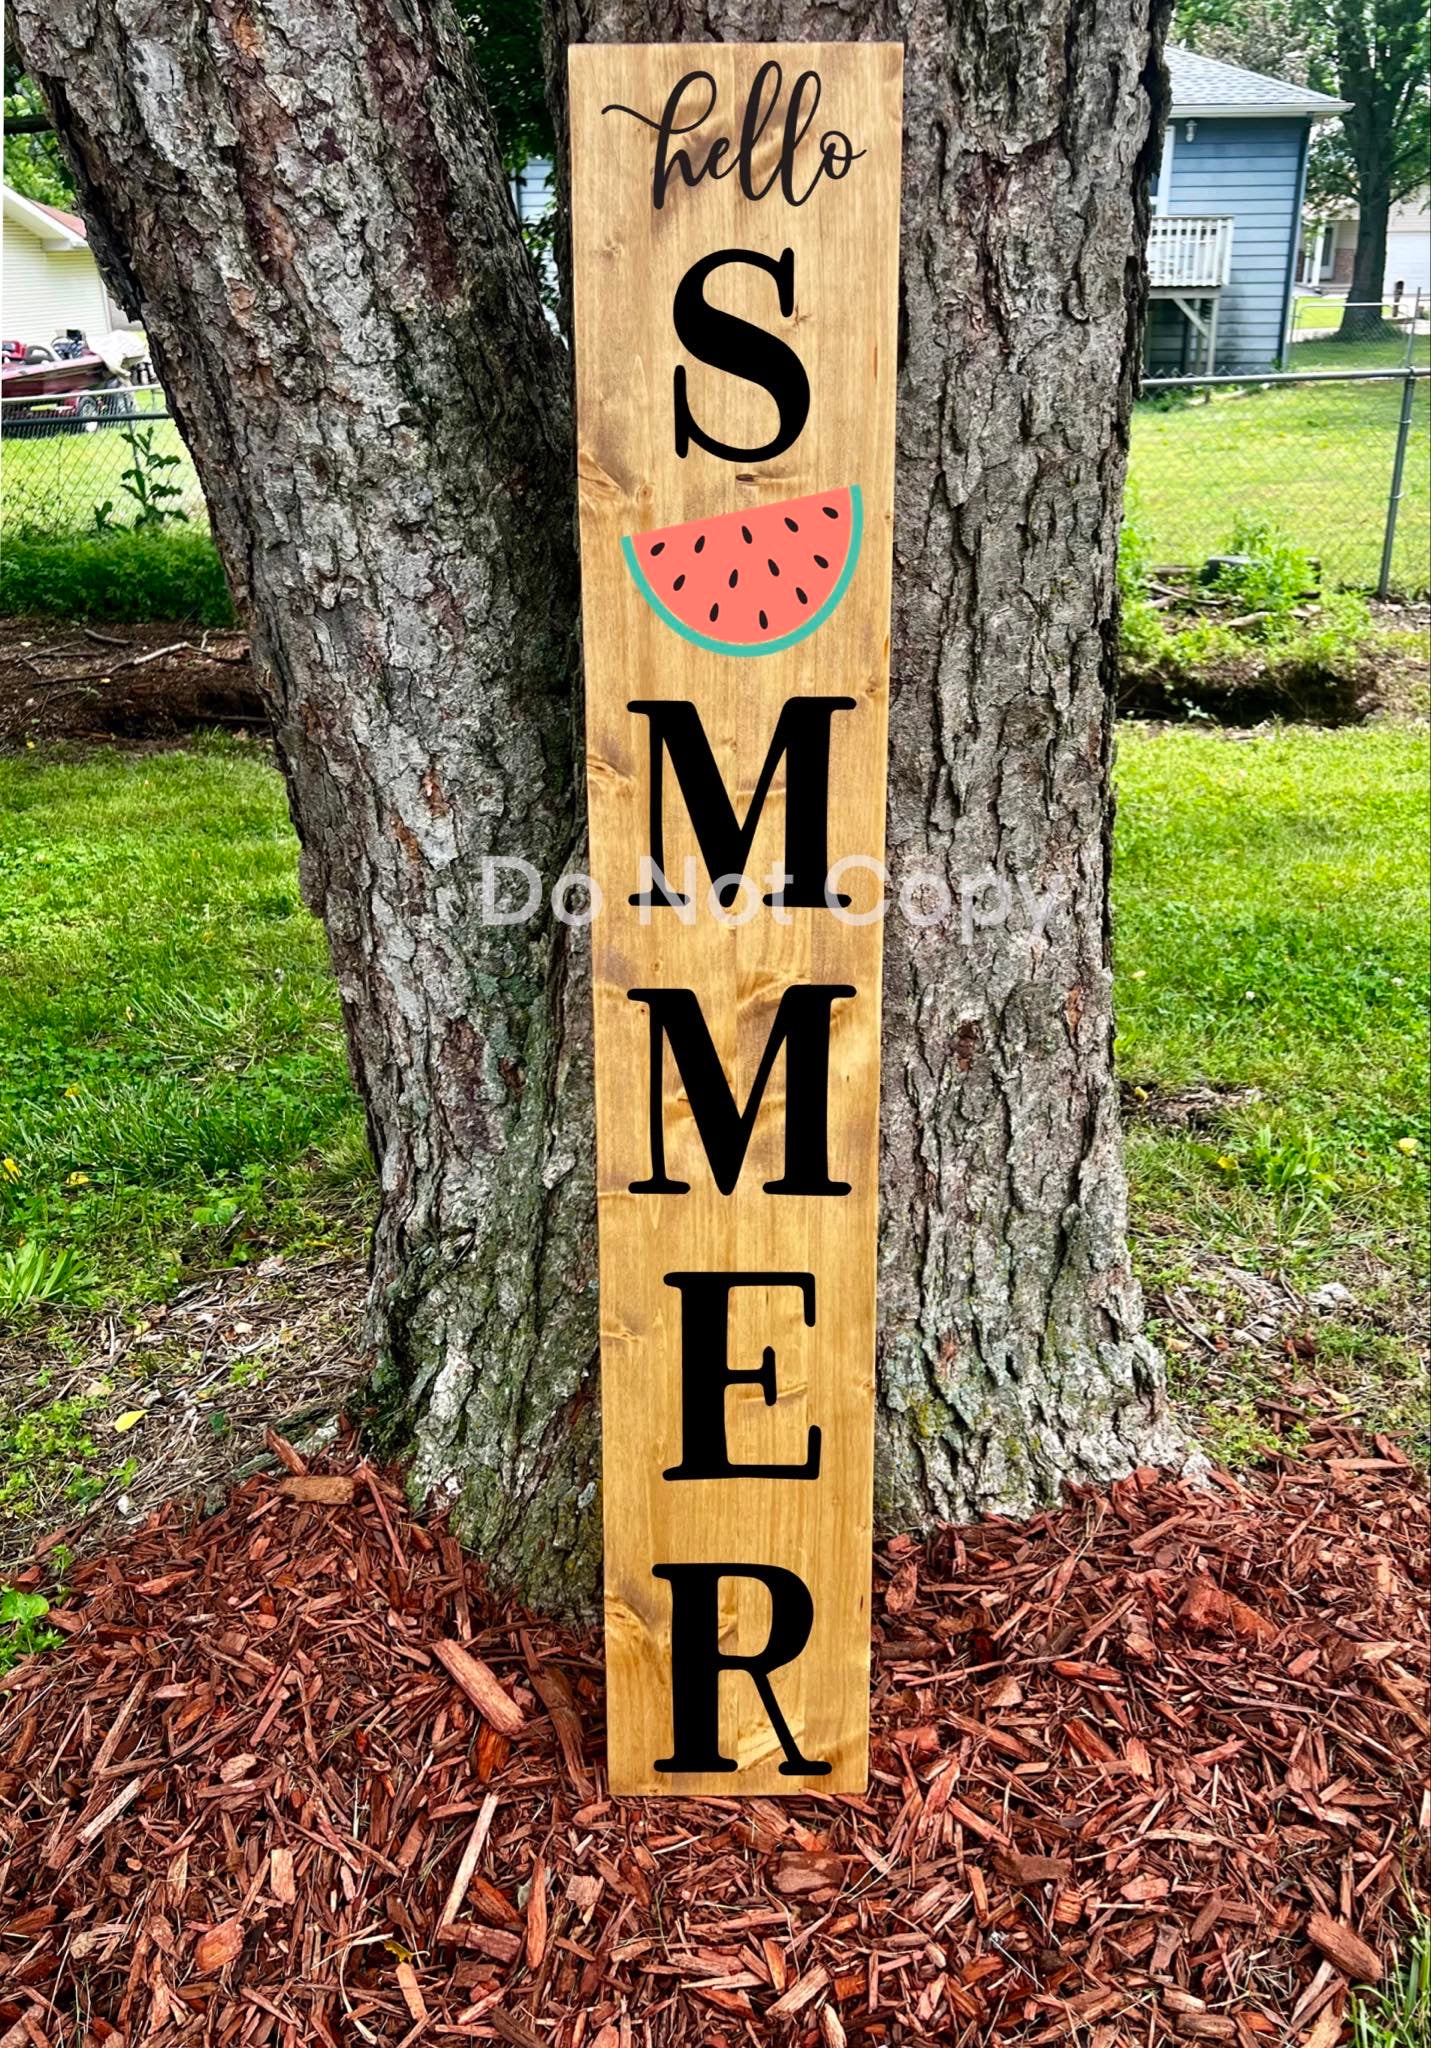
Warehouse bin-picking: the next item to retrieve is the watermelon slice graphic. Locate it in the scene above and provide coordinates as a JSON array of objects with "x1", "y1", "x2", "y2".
[{"x1": 620, "y1": 485, "x2": 862, "y2": 658}]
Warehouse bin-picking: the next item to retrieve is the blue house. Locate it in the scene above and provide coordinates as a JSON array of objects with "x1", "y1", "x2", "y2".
[{"x1": 1146, "y1": 48, "x2": 1347, "y2": 374}]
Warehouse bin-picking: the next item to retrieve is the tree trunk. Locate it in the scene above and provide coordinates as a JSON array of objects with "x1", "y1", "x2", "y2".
[
  {"x1": 11, "y1": 0, "x2": 603, "y2": 1612},
  {"x1": 1328, "y1": 8, "x2": 1405, "y2": 347},
  {"x1": 1336, "y1": 172, "x2": 1392, "y2": 341},
  {"x1": 13, "y1": 0, "x2": 1186, "y2": 1620}
]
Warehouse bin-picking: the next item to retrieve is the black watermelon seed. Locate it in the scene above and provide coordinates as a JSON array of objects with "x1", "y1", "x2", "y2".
[
  {"x1": 741, "y1": 525, "x2": 752, "y2": 543},
  {"x1": 709, "y1": 603, "x2": 719, "y2": 622},
  {"x1": 796, "y1": 586, "x2": 808, "y2": 605},
  {"x1": 673, "y1": 574, "x2": 685, "y2": 591},
  {"x1": 822, "y1": 504, "x2": 839, "y2": 518},
  {"x1": 767, "y1": 558, "x2": 780, "y2": 576},
  {"x1": 649, "y1": 540, "x2": 664, "y2": 556},
  {"x1": 694, "y1": 534, "x2": 705, "y2": 554},
  {"x1": 728, "y1": 569, "x2": 739, "y2": 588},
  {"x1": 784, "y1": 516, "x2": 799, "y2": 532},
  {"x1": 813, "y1": 553, "x2": 828, "y2": 569},
  {"x1": 759, "y1": 610, "x2": 769, "y2": 630}
]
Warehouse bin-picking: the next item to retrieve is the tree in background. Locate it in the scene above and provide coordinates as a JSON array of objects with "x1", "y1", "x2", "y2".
[
  {"x1": 10, "y1": 0, "x2": 1188, "y2": 1615},
  {"x1": 2, "y1": 65, "x2": 74, "y2": 206},
  {"x1": 1178, "y1": 0, "x2": 1430, "y2": 339},
  {"x1": 1305, "y1": 0, "x2": 1429, "y2": 336},
  {"x1": 456, "y1": 0, "x2": 554, "y2": 172},
  {"x1": 1173, "y1": 0, "x2": 1317, "y2": 83}
]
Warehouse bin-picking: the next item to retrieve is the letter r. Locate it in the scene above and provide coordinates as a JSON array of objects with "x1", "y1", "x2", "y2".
[{"x1": 653, "y1": 1562, "x2": 829, "y2": 1776}]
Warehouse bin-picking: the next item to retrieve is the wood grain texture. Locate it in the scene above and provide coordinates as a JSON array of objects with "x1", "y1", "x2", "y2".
[{"x1": 570, "y1": 41, "x2": 902, "y2": 1794}]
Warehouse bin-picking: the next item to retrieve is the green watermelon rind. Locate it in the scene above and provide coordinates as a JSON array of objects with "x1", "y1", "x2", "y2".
[{"x1": 620, "y1": 485, "x2": 863, "y2": 659}]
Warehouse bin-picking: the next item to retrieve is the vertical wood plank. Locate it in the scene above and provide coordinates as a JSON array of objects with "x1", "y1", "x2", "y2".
[{"x1": 570, "y1": 42, "x2": 902, "y2": 1795}]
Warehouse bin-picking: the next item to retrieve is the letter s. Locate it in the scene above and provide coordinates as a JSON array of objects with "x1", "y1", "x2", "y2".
[{"x1": 672, "y1": 248, "x2": 810, "y2": 464}]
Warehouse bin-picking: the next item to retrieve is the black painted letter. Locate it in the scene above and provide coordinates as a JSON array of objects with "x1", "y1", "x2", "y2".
[
  {"x1": 673, "y1": 248, "x2": 810, "y2": 464},
  {"x1": 629, "y1": 697, "x2": 856, "y2": 909},
  {"x1": 628, "y1": 984, "x2": 854, "y2": 1196},
  {"x1": 663, "y1": 1271, "x2": 820, "y2": 1480},
  {"x1": 653, "y1": 1562, "x2": 829, "y2": 1775}
]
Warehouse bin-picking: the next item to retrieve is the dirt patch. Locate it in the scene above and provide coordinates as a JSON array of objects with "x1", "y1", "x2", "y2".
[
  {"x1": 1368, "y1": 598, "x2": 1431, "y2": 721},
  {"x1": 0, "y1": 617, "x2": 266, "y2": 746},
  {"x1": 0, "y1": 1256, "x2": 367, "y2": 1573},
  {"x1": 2, "y1": 1426, "x2": 1425, "y2": 2044},
  {"x1": 1118, "y1": 600, "x2": 1429, "y2": 728},
  {"x1": 1123, "y1": 1081, "x2": 1265, "y2": 1131},
  {"x1": 1143, "y1": 1249, "x2": 1429, "y2": 1472}
]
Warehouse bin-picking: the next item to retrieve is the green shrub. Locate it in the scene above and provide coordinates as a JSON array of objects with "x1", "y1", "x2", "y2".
[
  {"x1": 1209, "y1": 513, "x2": 1315, "y2": 633},
  {"x1": 0, "y1": 528, "x2": 234, "y2": 625},
  {"x1": 1117, "y1": 500, "x2": 1396, "y2": 712},
  {"x1": 1118, "y1": 506, "x2": 1167, "y2": 666},
  {"x1": 0, "y1": 1587, "x2": 62, "y2": 1678}
]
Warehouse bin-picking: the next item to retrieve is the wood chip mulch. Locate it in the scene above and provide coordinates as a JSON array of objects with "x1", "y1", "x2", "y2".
[{"x1": 2, "y1": 1419, "x2": 1426, "y2": 2048}]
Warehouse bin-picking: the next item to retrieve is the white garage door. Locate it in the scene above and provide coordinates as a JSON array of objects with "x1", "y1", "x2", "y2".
[{"x1": 1385, "y1": 229, "x2": 1431, "y2": 301}]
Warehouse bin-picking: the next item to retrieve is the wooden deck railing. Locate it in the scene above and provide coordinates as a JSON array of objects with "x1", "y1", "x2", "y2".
[{"x1": 1148, "y1": 215, "x2": 1235, "y2": 291}]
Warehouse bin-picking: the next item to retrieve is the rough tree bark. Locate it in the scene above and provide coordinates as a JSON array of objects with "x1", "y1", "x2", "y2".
[
  {"x1": 12, "y1": 0, "x2": 1186, "y2": 1618},
  {"x1": 10, "y1": 0, "x2": 603, "y2": 1609},
  {"x1": 1340, "y1": 170, "x2": 1390, "y2": 339}
]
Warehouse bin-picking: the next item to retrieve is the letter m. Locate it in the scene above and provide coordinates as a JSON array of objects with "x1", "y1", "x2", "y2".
[
  {"x1": 628, "y1": 697, "x2": 856, "y2": 908},
  {"x1": 628, "y1": 984, "x2": 854, "y2": 1195}
]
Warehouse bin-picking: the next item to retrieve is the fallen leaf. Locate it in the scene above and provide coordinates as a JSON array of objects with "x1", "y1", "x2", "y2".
[
  {"x1": 885, "y1": 1558, "x2": 919, "y2": 1613},
  {"x1": 395, "y1": 1959, "x2": 426, "y2": 2023}
]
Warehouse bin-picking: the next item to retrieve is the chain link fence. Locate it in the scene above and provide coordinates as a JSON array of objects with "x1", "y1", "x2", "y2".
[
  {"x1": 1130, "y1": 303, "x2": 1430, "y2": 597},
  {"x1": 3, "y1": 341, "x2": 1428, "y2": 599},
  {"x1": 1, "y1": 385, "x2": 207, "y2": 536}
]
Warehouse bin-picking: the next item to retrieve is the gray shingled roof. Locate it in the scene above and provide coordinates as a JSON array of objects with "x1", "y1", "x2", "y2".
[{"x1": 1167, "y1": 44, "x2": 1347, "y2": 115}]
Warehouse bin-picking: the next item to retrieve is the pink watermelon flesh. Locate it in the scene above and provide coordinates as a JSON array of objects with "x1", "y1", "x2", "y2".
[{"x1": 624, "y1": 487, "x2": 858, "y2": 651}]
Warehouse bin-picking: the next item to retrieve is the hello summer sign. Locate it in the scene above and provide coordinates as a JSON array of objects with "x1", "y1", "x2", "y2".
[{"x1": 570, "y1": 42, "x2": 902, "y2": 1794}]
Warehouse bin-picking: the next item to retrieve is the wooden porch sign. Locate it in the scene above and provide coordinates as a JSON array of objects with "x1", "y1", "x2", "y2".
[{"x1": 570, "y1": 41, "x2": 902, "y2": 1794}]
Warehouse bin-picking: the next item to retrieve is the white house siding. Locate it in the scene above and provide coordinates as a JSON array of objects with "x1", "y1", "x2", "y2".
[
  {"x1": 1145, "y1": 117, "x2": 1308, "y2": 373},
  {"x1": 513, "y1": 158, "x2": 554, "y2": 225},
  {"x1": 512, "y1": 158, "x2": 558, "y2": 314},
  {"x1": 2, "y1": 215, "x2": 113, "y2": 345}
]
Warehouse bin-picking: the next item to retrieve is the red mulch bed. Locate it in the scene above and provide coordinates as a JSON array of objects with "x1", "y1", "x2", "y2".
[{"x1": 2, "y1": 1420, "x2": 1426, "y2": 2048}]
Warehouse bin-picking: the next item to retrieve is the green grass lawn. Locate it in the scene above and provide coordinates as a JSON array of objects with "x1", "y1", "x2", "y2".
[
  {"x1": 0, "y1": 727, "x2": 1426, "y2": 1448},
  {"x1": 1288, "y1": 294, "x2": 1355, "y2": 336},
  {"x1": 1129, "y1": 341, "x2": 1430, "y2": 592},
  {"x1": 1287, "y1": 293, "x2": 1424, "y2": 341},
  {"x1": 1350, "y1": 1919, "x2": 1431, "y2": 2048},
  {"x1": 1115, "y1": 722, "x2": 1429, "y2": 1453},
  {"x1": 0, "y1": 743, "x2": 364, "y2": 1310},
  {"x1": 0, "y1": 400, "x2": 204, "y2": 538}
]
